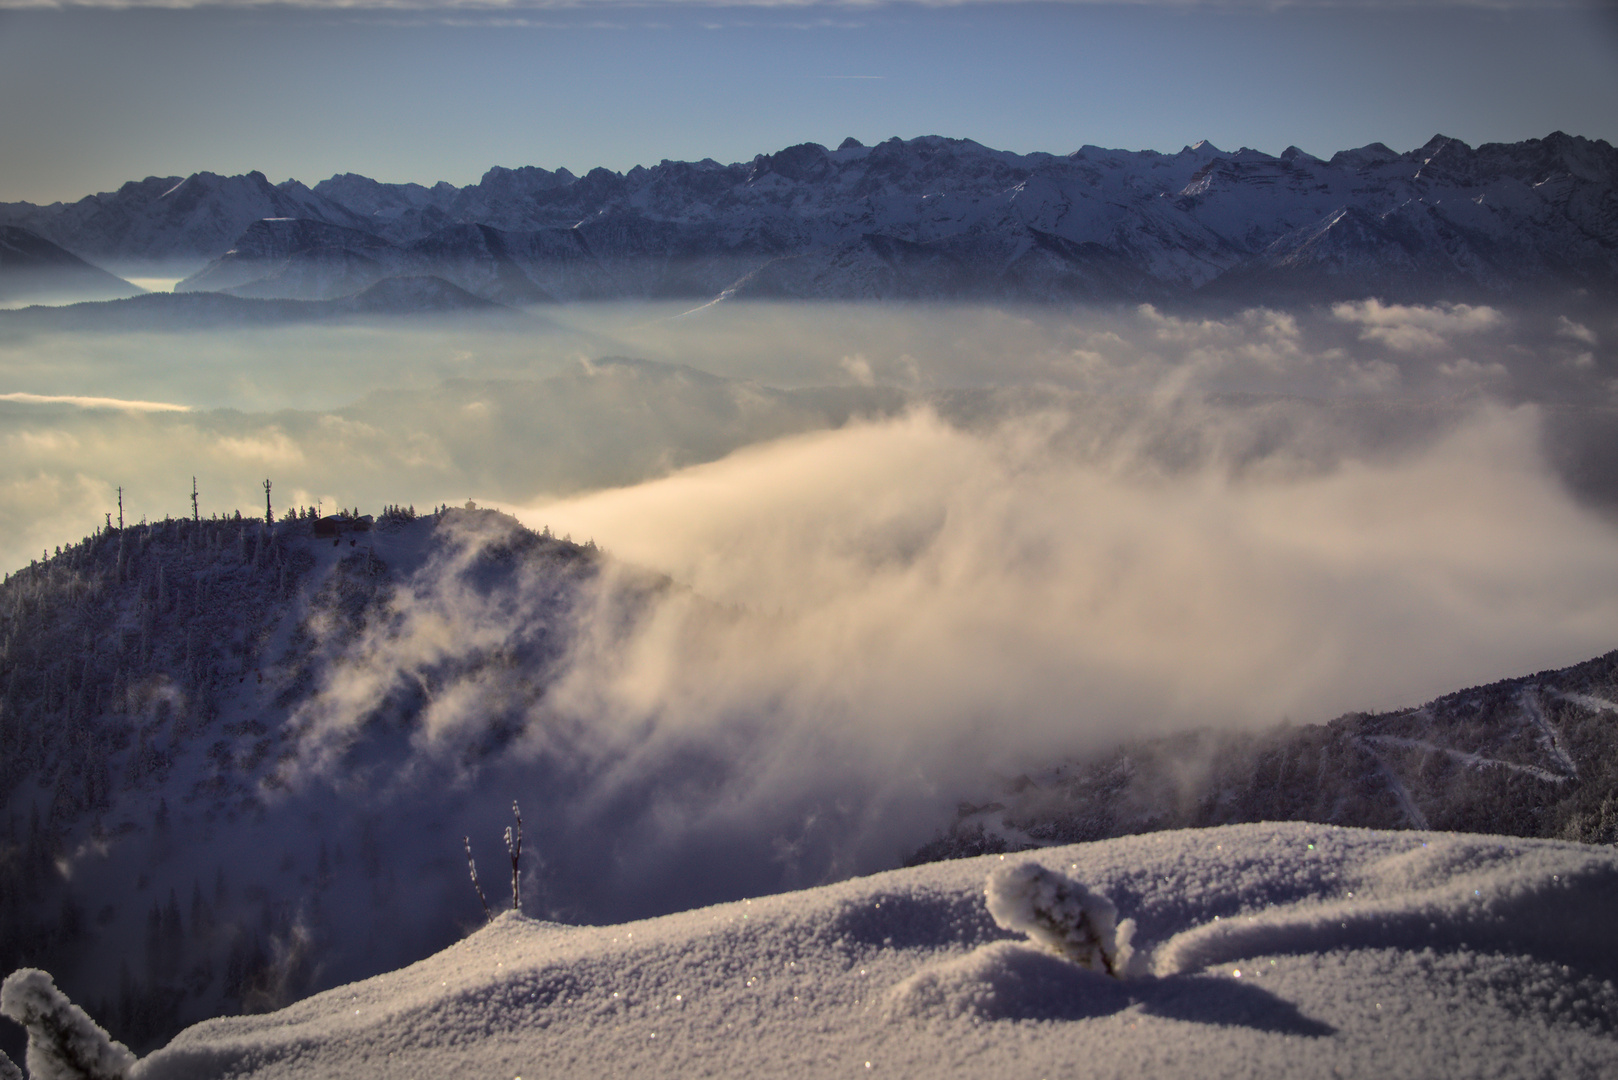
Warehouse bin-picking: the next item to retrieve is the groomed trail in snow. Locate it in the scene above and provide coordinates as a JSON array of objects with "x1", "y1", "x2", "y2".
[{"x1": 119, "y1": 823, "x2": 1616, "y2": 1080}]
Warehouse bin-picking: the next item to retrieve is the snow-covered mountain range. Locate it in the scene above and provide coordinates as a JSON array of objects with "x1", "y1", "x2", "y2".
[
  {"x1": 1, "y1": 505, "x2": 1614, "y2": 1062},
  {"x1": 2, "y1": 133, "x2": 1615, "y2": 308}
]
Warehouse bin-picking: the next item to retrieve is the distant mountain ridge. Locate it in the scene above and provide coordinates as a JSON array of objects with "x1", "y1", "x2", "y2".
[
  {"x1": 0, "y1": 275, "x2": 503, "y2": 333},
  {"x1": 2, "y1": 132, "x2": 1615, "y2": 307}
]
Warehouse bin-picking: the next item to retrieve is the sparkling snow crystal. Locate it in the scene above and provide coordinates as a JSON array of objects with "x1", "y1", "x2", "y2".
[
  {"x1": 984, "y1": 861, "x2": 1135, "y2": 977},
  {"x1": 0, "y1": 969, "x2": 134, "y2": 1080}
]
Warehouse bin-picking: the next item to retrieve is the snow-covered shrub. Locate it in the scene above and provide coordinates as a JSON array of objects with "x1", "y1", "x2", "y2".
[
  {"x1": 0, "y1": 968, "x2": 135, "y2": 1080},
  {"x1": 984, "y1": 862, "x2": 1135, "y2": 978}
]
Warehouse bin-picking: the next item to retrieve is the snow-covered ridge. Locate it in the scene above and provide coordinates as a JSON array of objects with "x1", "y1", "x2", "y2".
[
  {"x1": 9, "y1": 823, "x2": 1616, "y2": 1079},
  {"x1": 2, "y1": 132, "x2": 1614, "y2": 306}
]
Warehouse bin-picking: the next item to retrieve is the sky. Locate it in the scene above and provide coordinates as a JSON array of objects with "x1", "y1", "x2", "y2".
[{"x1": 1, "y1": 0, "x2": 1616, "y2": 204}]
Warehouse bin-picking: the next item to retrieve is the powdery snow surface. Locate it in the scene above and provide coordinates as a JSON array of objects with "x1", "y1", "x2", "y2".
[{"x1": 125, "y1": 823, "x2": 1617, "y2": 1080}]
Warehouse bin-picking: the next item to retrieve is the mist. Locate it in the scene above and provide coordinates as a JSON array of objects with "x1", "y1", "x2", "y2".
[
  {"x1": 249, "y1": 393, "x2": 1618, "y2": 920},
  {"x1": 2, "y1": 294, "x2": 1617, "y2": 972},
  {"x1": 13, "y1": 297, "x2": 1586, "y2": 918},
  {"x1": 1, "y1": 299, "x2": 1614, "y2": 577},
  {"x1": 503, "y1": 393, "x2": 1618, "y2": 907}
]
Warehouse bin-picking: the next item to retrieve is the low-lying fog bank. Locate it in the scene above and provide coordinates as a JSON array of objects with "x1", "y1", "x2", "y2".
[
  {"x1": 0, "y1": 298, "x2": 1613, "y2": 574},
  {"x1": 2, "y1": 302, "x2": 1614, "y2": 727}
]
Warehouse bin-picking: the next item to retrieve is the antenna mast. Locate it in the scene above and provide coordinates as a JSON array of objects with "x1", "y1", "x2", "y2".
[
  {"x1": 263, "y1": 479, "x2": 273, "y2": 525},
  {"x1": 117, "y1": 486, "x2": 123, "y2": 530},
  {"x1": 191, "y1": 476, "x2": 199, "y2": 522}
]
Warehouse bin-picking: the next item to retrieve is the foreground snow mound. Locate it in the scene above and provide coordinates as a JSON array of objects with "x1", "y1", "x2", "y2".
[
  {"x1": 119, "y1": 824, "x2": 1617, "y2": 1080},
  {"x1": 1152, "y1": 834, "x2": 1618, "y2": 978},
  {"x1": 0, "y1": 970, "x2": 135, "y2": 1080}
]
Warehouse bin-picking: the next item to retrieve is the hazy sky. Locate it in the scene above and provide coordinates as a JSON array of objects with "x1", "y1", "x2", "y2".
[{"x1": 1, "y1": 0, "x2": 1616, "y2": 203}]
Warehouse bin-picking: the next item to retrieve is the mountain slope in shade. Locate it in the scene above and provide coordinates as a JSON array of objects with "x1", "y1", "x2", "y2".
[
  {"x1": 0, "y1": 173, "x2": 372, "y2": 277},
  {"x1": 175, "y1": 219, "x2": 401, "y2": 300},
  {"x1": 174, "y1": 219, "x2": 558, "y2": 306},
  {"x1": 0, "y1": 227, "x2": 142, "y2": 306},
  {"x1": 911, "y1": 652, "x2": 1618, "y2": 865}
]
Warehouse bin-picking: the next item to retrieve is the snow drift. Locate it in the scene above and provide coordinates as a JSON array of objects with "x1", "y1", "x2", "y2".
[{"x1": 17, "y1": 823, "x2": 1600, "y2": 1080}]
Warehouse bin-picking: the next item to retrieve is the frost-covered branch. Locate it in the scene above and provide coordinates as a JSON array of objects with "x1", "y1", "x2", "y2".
[
  {"x1": 505, "y1": 801, "x2": 523, "y2": 913},
  {"x1": 464, "y1": 837, "x2": 491, "y2": 922},
  {"x1": 0, "y1": 968, "x2": 136, "y2": 1080},
  {"x1": 985, "y1": 862, "x2": 1135, "y2": 978}
]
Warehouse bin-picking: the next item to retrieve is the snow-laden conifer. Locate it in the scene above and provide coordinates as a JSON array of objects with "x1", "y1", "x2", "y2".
[
  {"x1": 984, "y1": 862, "x2": 1135, "y2": 977},
  {"x1": 0, "y1": 968, "x2": 135, "y2": 1080}
]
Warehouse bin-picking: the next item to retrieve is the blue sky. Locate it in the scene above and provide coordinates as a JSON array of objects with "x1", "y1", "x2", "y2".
[{"x1": 1, "y1": 1, "x2": 1615, "y2": 203}]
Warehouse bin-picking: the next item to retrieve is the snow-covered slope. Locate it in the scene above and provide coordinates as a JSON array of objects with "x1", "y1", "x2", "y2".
[
  {"x1": 6, "y1": 133, "x2": 1615, "y2": 306},
  {"x1": 15, "y1": 823, "x2": 1614, "y2": 1079}
]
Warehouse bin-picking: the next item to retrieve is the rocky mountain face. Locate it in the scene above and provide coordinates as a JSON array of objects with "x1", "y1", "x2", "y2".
[
  {"x1": 3, "y1": 133, "x2": 1614, "y2": 306},
  {"x1": 910, "y1": 653, "x2": 1618, "y2": 866}
]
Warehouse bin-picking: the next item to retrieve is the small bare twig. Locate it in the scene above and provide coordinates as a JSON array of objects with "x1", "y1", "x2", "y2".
[
  {"x1": 464, "y1": 836, "x2": 490, "y2": 921},
  {"x1": 505, "y1": 801, "x2": 524, "y2": 913}
]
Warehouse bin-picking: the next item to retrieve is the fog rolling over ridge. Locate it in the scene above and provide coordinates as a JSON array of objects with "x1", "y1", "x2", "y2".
[{"x1": 3, "y1": 297, "x2": 1618, "y2": 1049}]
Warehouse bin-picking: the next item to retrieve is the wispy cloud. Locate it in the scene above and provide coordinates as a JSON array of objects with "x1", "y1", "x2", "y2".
[
  {"x1": 1331, "y1": 299, "x2": 1505, "y2": 354},
  {"x1": 0, "y1": 391, "x2": 190, "y2": 412}
]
